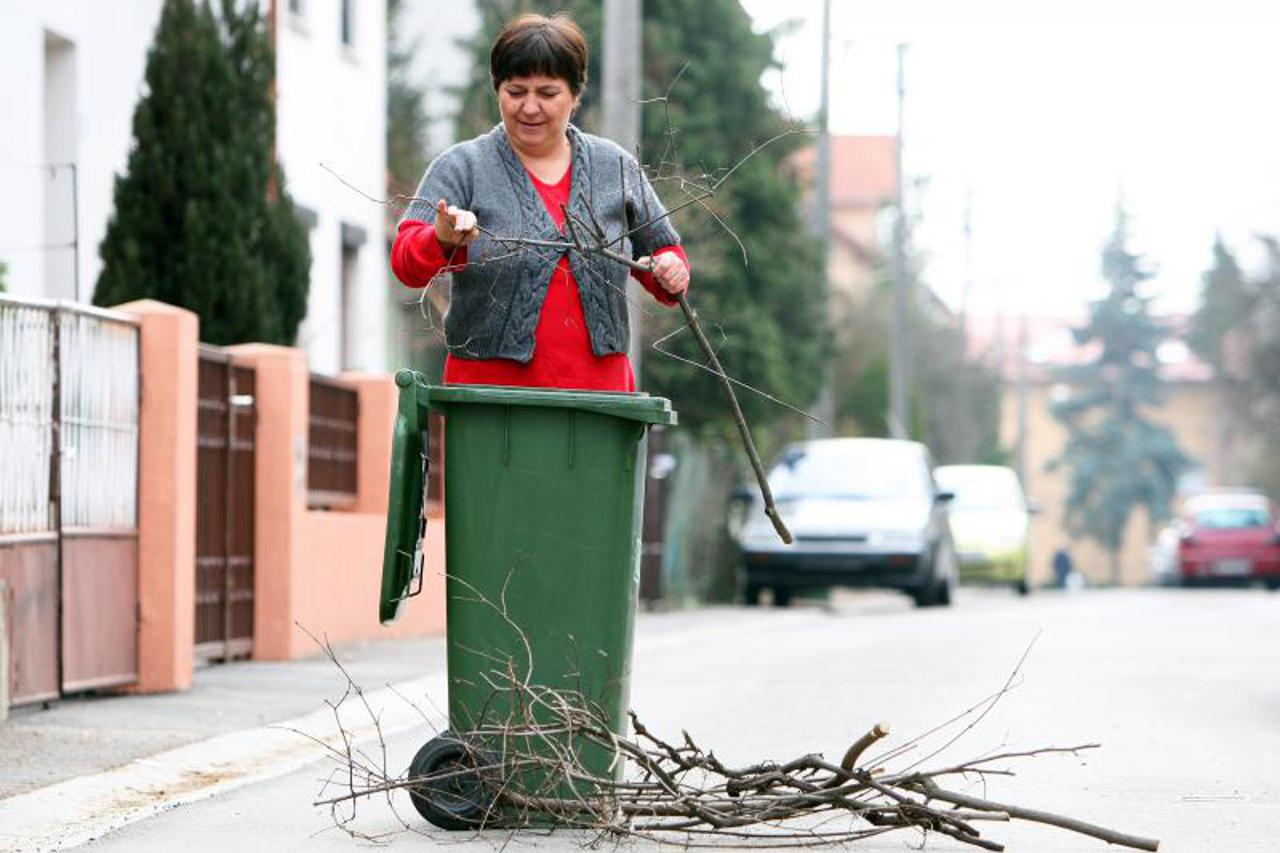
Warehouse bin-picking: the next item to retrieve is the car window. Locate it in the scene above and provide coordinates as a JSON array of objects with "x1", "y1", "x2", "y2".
[
  {"x1": 936, "y1": 468, "x2": 1023, "y2": 510},
  {"x1": 771, "y1": 444, "x2": 929, "y2": 501},
  {"x1": 1192, "y1": 507, "x2": 1270, "y2": 529}
]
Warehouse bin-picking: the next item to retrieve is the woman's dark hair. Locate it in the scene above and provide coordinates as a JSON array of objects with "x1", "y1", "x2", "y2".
[{"x1": 490, "y1": 13, "x2": 588, "y2": 94}]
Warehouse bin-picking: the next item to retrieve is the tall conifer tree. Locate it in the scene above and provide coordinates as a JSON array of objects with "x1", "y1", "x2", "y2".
[
  {"x1": 1050, "y1": 207, "x2": 1191, "y2": 583},
  {"x1": 1190, "y1": 236, "x2": 1280, "y2": 496},
  {"x1": 95, "y1": 0, "x2": 310, "y2": 345},
  {"x1": 1189, "y1": 237, "x2": 1249, "y2": 367}
]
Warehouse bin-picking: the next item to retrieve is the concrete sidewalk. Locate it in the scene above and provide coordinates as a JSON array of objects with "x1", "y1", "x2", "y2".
[
  {"x1": 0, "y1": 605, "x2": 826, "y2": 853},
  {"x1": 0, "y1": 605, "x2": 739, "y2": 804},
  {"x1": 0, "y1": 634, "x2": 448, "y2": 801},
  {"x1": 0, "y1": 606, "x2": 760, "y2": 853}
]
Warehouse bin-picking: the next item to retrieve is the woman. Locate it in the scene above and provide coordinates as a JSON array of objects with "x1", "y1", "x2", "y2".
[{"x1": 391, "y1": 13, "x2": 690, "y2": 393}]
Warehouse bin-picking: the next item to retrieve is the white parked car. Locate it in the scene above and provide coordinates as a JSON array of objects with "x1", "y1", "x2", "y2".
[
  {"x1": 736, "y1": 438, "x2": 957, "y2": 608},
  {"x1": 934, "y1": 465, "x2": 1034, "y2": 594}
]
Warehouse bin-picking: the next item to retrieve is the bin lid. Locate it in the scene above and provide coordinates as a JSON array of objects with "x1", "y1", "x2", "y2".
[{"x1": 396, "y1": 373, "x2": 677, "y2": 426}]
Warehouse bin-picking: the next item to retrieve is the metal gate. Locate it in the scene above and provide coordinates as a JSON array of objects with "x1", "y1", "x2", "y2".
[
  {"x1": 58, "y1": 308, "x2": 141, "y2": 691},
  {"x1": 0, "y1": 296, "x2": 140, "y2": 704},
  {"x1": 194, "y1": 347, "x2": 257, "y2": 662}
]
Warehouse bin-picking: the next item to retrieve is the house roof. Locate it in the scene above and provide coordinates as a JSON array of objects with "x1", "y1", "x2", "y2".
[
  {"x1": 791, "y1": 135, "x2": 897, "y2": 208},
  {"x1": 964, "y1": 311, "x2": 1215, "y2": 383}
]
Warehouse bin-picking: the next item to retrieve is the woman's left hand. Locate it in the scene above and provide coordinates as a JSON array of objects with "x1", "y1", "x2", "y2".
[{"x1": 638, "y1": 253, "x2": 690, "y2": 296}]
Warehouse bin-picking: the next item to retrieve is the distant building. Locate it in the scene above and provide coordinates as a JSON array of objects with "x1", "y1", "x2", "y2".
[
  {"x1": 969, "y1": 312, "x2": 1254, "y2": 586},
  {"x1": 791, "y1": 135, "x2": 897, "y2": 314},
  {"x1": 0, "y1": 0, "x2": 388, "y2": 373}
]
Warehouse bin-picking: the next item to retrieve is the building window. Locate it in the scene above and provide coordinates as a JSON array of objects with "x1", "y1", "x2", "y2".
[
  {"x1": 340, "y1": 222, "x2": 367, "y2": 370},
  {"x1": 340, "y1": 0, "x2": 354, "y2": 48},
  {"x1": 287, "y1": 0, "x2": 308, "y2": 35}
]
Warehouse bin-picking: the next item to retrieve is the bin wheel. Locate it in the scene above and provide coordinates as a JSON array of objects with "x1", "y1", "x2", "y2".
[{"x1": 407, "y1": 731, "x2": 497, "y2": 830}]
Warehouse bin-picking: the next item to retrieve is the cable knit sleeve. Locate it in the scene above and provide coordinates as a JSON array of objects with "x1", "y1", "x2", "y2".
[
  {"x1": 392, "y1": 143, "x2": 476, "y2": 289},
  {"x1": 400, "y1": 142, "x2": 472, "y2": 224},
  {"x1": 622, "y1": 154, "x2": 681, "y2": 260}
]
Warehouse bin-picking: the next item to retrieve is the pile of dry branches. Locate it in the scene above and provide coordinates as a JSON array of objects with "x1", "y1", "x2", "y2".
[{"x1": 308, "y1": 642, "x2": 1159, "y2": 852}]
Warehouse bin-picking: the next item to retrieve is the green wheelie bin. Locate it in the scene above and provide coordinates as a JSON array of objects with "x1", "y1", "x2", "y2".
[{"x1": 378, "y1": 371, "x2": 677, "y2": 829}]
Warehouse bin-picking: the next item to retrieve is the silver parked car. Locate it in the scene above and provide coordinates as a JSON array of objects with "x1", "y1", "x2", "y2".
[{"x1": 736, "y1": 438, "x2": 957, "y2": 607}]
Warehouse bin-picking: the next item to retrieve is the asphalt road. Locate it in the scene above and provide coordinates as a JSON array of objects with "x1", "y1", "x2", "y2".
[{"x1": 77, "y1": 587, "x2": 1280, "y2": 852}]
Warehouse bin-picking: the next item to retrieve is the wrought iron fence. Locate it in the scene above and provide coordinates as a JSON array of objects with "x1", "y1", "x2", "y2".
[
  {"x1": 58, "y1": 308, "x2": 139, "y2": 531},
  {"x1": 0, "y1": 297, "x2": 138, "y2": 536}
]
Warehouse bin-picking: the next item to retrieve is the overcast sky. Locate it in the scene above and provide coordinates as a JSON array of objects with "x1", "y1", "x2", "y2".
[{"x1": 738, "y1": 0, "x2": 1280, "y2": 318}]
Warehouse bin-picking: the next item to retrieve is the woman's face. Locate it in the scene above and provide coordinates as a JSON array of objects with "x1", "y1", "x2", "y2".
[{"x1": 497, "y1": 74, "x2": 580, "y2": 156}]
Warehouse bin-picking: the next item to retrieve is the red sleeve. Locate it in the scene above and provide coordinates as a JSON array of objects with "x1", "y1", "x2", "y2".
[
  {"x1": 631, "y1": 245, "x2": 689, "y2": 307},
  {"x1": 390, "y1": 219, "x2": 469, "y2": 289}
]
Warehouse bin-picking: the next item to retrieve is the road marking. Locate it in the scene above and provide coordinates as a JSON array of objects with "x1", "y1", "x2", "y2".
[{"x1": 0, "y1": 673, "x2": 448, "y2": 853}]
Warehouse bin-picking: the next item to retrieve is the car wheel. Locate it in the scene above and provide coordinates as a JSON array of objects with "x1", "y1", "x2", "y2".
[
  {"x1": 912, "y1": 549, "x2": 954, "y2": 608},
  {"x1": 743, "y1": 581, "x2": 763, "y2": 606},
  {"x1": 1265, "y1": 578, "x2": 1280, "y2": 592},
  {"x1": 1015, "y1": 580, "x2": 1030, "y2": 596},
  {"x1": 910, "y1": 581, "x2": 936, "y2": 608},
  {"x1": 772, "y1": 587, "x2": 793, "y2": 608},
  {"x1": 911, "y1": 575, "x2": 942, "y2": 608},
  {"x1": 935, "y1": 573, "x2": 954, "y2": 606}
]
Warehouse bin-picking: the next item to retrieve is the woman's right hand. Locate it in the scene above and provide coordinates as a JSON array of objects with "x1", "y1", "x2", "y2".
[{"x1": 434, "y1": 198, "x2": 478, "y2": 250}]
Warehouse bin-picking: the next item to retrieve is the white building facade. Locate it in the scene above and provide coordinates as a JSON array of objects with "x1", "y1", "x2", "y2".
[
  {"x1": 398, "y1": 0, "x2": 478, "y2": 155},
  {"x1": 0, "y1": 0, "x2": 387, "y2": 373}
]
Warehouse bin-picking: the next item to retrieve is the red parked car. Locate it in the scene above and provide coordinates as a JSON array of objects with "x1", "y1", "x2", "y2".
[{"x1": 1176, "y1": 491, "x2": 1280, "y2": 588}]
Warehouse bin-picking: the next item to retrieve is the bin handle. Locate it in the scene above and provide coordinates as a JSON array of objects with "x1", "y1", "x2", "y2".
[{"x1": 393, "y1": 429, "x2": 431, "y2": 604}]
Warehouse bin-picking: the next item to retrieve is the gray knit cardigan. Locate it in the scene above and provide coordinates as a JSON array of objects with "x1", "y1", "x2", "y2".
[{"x1": 402, "y1": 124, "x2": 680, "y2": 362}]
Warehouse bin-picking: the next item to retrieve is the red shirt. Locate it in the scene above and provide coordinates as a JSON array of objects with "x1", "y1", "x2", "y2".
[{"x1": 391, "y1": 165, "x2": 688, "y2": 392}]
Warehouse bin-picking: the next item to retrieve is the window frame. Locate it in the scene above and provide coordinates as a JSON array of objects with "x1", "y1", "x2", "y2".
[{"x1": 340, "y1": 0, "x2": 355, "y2": 49}]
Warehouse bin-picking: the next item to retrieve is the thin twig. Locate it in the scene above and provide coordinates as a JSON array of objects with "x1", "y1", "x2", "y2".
[
  {"x1": 675, "y1": 290, "x2": 793, "y2": 543},
  {"x1": 911, "y1": 779, "x2": 1160, "y2": 852}
]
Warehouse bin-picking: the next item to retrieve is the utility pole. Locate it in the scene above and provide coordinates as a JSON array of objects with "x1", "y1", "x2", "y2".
[
  {"x1": 958, "y1": 189, "x2": 973, "y2": 351},
  {"x1": 1015, "y1": 313, "x2": 1029, "y2": 484},
  {"x1": 602, "y1": 0, "x2": 645, "y2": 376},
  {"x1": 888, "y1": 43, "x2": 909, "y2": 439},
  {"x1": 808, "y1": 0, "x2": 834, "y2": 438}
]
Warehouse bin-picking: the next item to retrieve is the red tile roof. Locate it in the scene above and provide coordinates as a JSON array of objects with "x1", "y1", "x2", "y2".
[{"x1": 964, "y1": 312, "x2": 1215, "y2": 383}]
